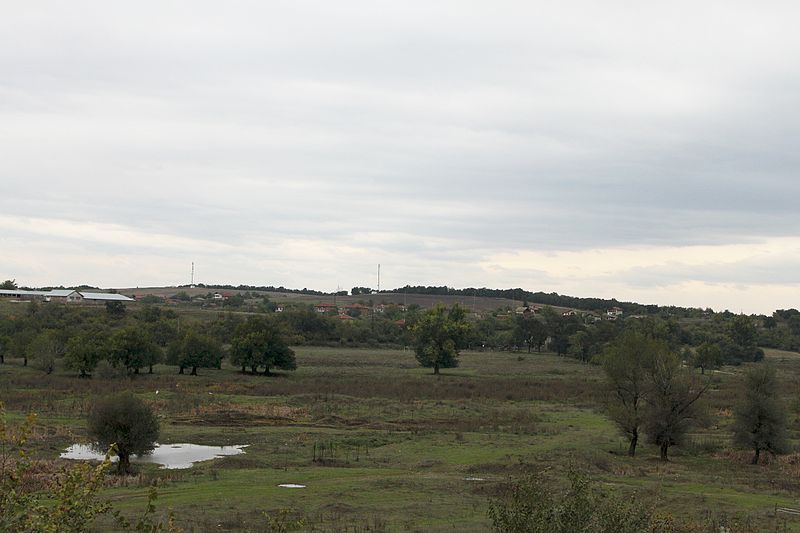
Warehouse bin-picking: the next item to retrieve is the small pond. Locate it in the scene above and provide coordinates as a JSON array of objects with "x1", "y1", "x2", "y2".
[{"x1": 61, "y1": 443, "x2": 247, "y2": 469}]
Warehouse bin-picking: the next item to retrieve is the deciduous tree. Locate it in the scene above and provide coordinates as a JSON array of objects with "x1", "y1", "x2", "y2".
[
  {"x1": 167, "y1": 329, "x2": 221, "y2": 375},
  {"x1": 693, "y1": 342, "x2": 722, "y2": 375},
  {"x1": 230, "y1": 317, "x2": 296, "y2": 375},
  {"x1": 413, "y1": 304, "x2": 471, "y2": 375},
  {"x1": 108, "y1": 326, "x2": 160, "y2": 375},
  {"x1": 602, "y1": 332, "x2": 666, "y2": 456},
  {"x1": 87, "y1": 392, "x2": 159, "y2": 475},
  {"x1": 732, "y1": 364, "x2": 788, "y2": 464},
  {"x1": 63, "y1": 331, "x2": 108, "y2": 377},
  {"x1": 643, "y1": 350, "x2": 709, "y2": 461}
]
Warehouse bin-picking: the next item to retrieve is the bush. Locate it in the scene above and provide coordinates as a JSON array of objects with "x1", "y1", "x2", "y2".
[{"x1": 488, "y1": 469, "x2": 656, "y2": 533}]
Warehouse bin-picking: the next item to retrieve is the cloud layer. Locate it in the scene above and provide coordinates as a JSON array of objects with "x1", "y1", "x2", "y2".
[{"x1": 2, "y1": 1, "x2": 799, "y2": 313}]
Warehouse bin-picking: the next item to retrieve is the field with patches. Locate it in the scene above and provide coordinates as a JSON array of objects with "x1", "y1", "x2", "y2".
[{"x1": 3, "y1": 346, "x2": 800, "y2": 531}]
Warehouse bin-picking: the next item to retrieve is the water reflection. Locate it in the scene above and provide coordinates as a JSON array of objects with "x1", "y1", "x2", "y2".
[{"x1": 61, "y1": 443, "x2": 247, "y2": 469}]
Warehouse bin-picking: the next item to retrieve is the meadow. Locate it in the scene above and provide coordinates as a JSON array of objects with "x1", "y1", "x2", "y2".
[{"x1": 3, "y1": 345, "x2": 800, "y2": 531}]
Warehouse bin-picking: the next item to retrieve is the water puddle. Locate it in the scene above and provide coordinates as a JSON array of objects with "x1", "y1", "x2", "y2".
[
  {"x1": 61, "y1": 443, "x2": 247, "y2": 469},
  {"x1": 278, "y1": 484, "x2": 306, "y2": 488}
]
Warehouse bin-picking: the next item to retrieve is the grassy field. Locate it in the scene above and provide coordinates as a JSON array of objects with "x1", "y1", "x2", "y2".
[{"x1": 3, "y1": 346, "x2": 800, "y2": 531}]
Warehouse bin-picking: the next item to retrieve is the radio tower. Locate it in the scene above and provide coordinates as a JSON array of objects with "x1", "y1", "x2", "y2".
[
  {"x1": 190, "y1": 262, "x2": 195, "y2": 287},
  {"x1": 377, "y1": 264, "x2": 380, "y2": 293}
]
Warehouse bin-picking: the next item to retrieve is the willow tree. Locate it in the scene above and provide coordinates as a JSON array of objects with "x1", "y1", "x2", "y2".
[{"x1": 602, "y1": 332, "x2": 667, "y2": 457}]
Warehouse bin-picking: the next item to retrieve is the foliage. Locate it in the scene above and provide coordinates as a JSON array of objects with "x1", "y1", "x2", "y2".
[
  {"x1": 643, "y1": 350, "x2": 709, "y2": 461},
  {"x1": 487, "y1": 469, "x2": 657, "y2": 533},
  {"x1": 87, "y1": 392, "x2": 160, "y2": 475},
  {"x1": 166, "y1": 328, "x2": 222, "y2": 375},
  {"x1": 230, "y1": 316, "x2": 296, "y2": 375},
  {"x1": 540, "y1": 307, "x2": 582, "y2": 356},
  {"x1": 351, "y1": 286, "x2": 372, "y2": 295},
  {"x1": 262, "y1": 508, "x2": 307, "y2": 532},
  {"x1": 64, "y1": 330, "x2": 109, "y2": 377},
  {"x1": 732, "y1": 364, "x2": 789, "y2": 464},
  {"x1": 26, "y1": 329, "x2": 65, "y2": 374},
  {"x1": 692, "y1": 342, "x2": 722, "y2": 374},
  {"x1": 513, "y1": 316, "x2": 548, "y2": 353},
  {"x1": 109, "y1": 326, "x2": 161, "y2": 374},
  {"x1": 105, "y1": 300, "x2": 127, "y2": 319},
  {"x1": 1, "y1": 404, "x2": 113, "y2": 532},
  {"x1": 412, "y1": 304, "x2": 472, "y2": 374},
  {"x1": 602, "y1": 332, "x2": 668, "y2": 456},
  {"x1": 1, "y1": 279, "x2": 17, "y2": 289}
]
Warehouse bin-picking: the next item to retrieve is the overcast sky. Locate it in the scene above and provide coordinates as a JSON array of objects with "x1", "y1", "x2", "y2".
[{"x1": 2, "y1": 1, "x2": 799, "y2": 313}]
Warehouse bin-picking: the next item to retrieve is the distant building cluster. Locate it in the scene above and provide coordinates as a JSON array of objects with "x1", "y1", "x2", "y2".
[{"x1": 0, "y1": 289, "x2": 133, "y2": 303}]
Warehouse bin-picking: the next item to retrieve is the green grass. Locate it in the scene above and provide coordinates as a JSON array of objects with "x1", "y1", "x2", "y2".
[{"x1": 3, "y1": 346, "x2": 800, "y2": 531}]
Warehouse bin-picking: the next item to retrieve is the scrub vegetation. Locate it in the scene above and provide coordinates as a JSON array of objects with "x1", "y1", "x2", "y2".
[{"x1": 1, "y1": 289, "x2": 800, "y2": 531}]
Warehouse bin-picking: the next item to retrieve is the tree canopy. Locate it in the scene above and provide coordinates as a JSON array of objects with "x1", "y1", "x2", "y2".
[
  {"x1": 732, "y1": 364, "x2": 788, "y2": 464},
  {"x1": 412, "y1": 304, "x2": 471, "y2": 375},
  {"x1": 87, "y1": 392, "x2": 159, "y2": 474},
  {"x1": 230, "y1": 316, "x2": 296, "y2": 375}
]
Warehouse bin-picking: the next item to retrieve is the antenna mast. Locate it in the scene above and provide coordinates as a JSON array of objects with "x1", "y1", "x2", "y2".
[
  {"x1": 377, "y1": 264, "x2": 380, "y2": 293},
  {"x1": 191, "y1": 262, "x2": 194, "y2": 285}
]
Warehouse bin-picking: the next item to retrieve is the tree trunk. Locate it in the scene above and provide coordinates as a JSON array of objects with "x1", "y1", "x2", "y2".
[
  {"x1": 628, "y1": 431, "x2": 638, "y2": 457},
  {"x1": 659, "y1": 441, "x2": 669, "y2": 461},
  {"x1": 117, "y1": 453, "x2": 131, "y2": 475},
  {"x1": 134, "y1": 367, "x2": 139, "y2": 375},
  {"x1": 752, "y1": 448, "x2": 761, "y2": 465},
  {"x1": 433, "y1": 362, "x2": 440, "y2": 375},
  {"x1": 178, "y1": 366, "x2": 184, "y2": 374},
  {"x1": 149, "y1": 365, "x2": 154, "y2": 374},
  {"x1": 23, "y1": 356, "x2": 27, "y2": 366},
  {"x1": 701, "y1": 366, "x2": 705, "y2": 375},
  {"x1": 191, "y1": 366, "x2": 197, "y2": 376},
  {"x1": 241, "y1": 365, "x2": 246, "y2": 374},
  {"x1": 0, "y1": 354, "x2": 4, "y2": 364},
  {"x1": 251, "y1": 365, "x2": 258, "y2": 374},
  {"x1": 264, "y1": 366, "x2": 271, "y2": 376}
]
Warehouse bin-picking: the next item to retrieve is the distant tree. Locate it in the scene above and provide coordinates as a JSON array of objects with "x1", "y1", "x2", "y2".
[
  {"x1": 108, "y1": 326, "x2": 160, "y2": 375},
  {"x1": 166, "y1": 329, "x2": 222, "y2": 375},
  {"x1": 137, "y1": 305, "x2": 162, "y2": 323},
  {"x1": 732, "y1": 364, "x2": 789, "y2": 464},
  {"x1": 351, "y1": 286, "x2": 372, "y2": 295},
  {"x1": 230, "y1": 317, "x2": 296, "y2": 375},
  {"x1": 643, "y1": 350, "x2": 709, "y2": 461},
  {"x1": 223, "y1": 293, "x2": 245, "y2": 308},
  {"x1": 541, "y1": 307, "x2": 581, "y2": 356},
  {"x1": 26, "y1": 330, "x2": 65, "y2": 374},
  {"x1": 513, "y1": 316, "x2": 548, "y2": 353},
  {"x1": 64, "y1": 332, "x2": 108, "y2": 377},
  {"x1": 602, "y1": 332, "x2": 666, "y2": 456},
  {"x1": 413, "y1": 304, "x2": 471, "y2": 375},
  {"x1": 87, "y1": 392, "x2": 159, "y2": 475},
  {"x1": 0, "y1": 279, "x2": 17, "y2": 290},
  {"x1": 730, "y1": 315, "x2": 757, "y2": 347},
  {"x1": 146, "y1": 318, "x2": 178, "y2": 349},
  {"x1": 692, "y1": 342, "x2": 723, "y2": 375},
  {"x1": 10, "y1": 327, "x2": 36, "y2": 366},
  {"x1": 104, "y1": 301, "x2": 127, "y2": 319}
]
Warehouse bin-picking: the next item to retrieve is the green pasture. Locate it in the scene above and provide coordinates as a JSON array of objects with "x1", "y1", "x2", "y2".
[{"x1": 2, "y1": 346, "x2": 800, "y2": 531}]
